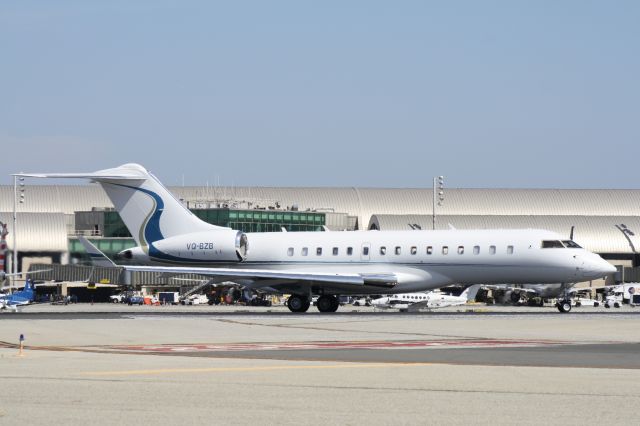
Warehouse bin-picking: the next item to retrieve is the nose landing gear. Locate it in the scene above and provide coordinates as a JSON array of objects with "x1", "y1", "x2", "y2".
[
  {"x1": 556, "y1": 283, "x2": 572, "y2": 313},
  {"x1": 556, "y1": 299, "x2": 572, "y2": 313}
]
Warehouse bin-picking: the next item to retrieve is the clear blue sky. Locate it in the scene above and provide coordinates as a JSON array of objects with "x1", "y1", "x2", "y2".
[{"x1": 1, "y1": 1, "x2": 638, "y2": 188}]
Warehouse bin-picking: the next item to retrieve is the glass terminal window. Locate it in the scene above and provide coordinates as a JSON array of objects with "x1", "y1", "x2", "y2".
[{"x1": 542, "y1": 240, "x2": 565, "y2": 249}]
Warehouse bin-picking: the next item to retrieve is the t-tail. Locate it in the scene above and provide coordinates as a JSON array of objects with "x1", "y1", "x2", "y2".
[
  {"x1": 19, "y1": 163, "x2": 225, "y2": 249},
  {"x1": 13, "y1": 279, "x2": 35, "y2": 301},
  {"x1": 460, "y1": 284, "x2": 481, "y2": 301}
]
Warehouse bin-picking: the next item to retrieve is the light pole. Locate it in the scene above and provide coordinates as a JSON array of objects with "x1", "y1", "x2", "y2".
[
  {"x1": 12, "y1": 175, "x2": 25, "y2": 290},
  {"x1": 432, "y1": 176, "x2": 444, "y2": 230},
  {"x1": 614, "y1": 224, "x2": 637, "y2": 282}
]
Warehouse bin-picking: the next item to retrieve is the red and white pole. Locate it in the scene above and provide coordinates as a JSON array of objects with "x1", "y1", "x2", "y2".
[{"x1": 0, "y1": 222, "x2": 8, "y2": 275}]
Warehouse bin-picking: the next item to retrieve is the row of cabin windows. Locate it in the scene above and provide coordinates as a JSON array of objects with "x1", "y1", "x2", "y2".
[
  {"x1": 286, "y1": 245, "x2": 515, "y2": 257},
  {"x1": 395, "y1": 294, "x2": 428, "y2": 300}
]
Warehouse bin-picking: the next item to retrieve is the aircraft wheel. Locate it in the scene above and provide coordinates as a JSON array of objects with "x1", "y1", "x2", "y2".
[
  {"x1": 556, "y1": 300, "x2": 572, "y2": 313},
  {"x1": 316, "y1": 295, "x2": 335, "y2": 313},
  {"x1": 605, "y1": 303, "x2": 610, "y2": 309},
  {"x1": 614, "y1": 302, "x2": 621, "y2": 308},
  {"x1": 329, "y1": 296, "x2": 340, "y2": 312},
  {"x1": 287, "y1": 295, "x2": 310, "y2": 313}
]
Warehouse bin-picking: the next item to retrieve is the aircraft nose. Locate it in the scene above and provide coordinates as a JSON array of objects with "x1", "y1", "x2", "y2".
[
  {"x1": 587, "y1": 257, "x2": 617, "y2": 277},
  {"x1": 602, "y1": 261, "x2": 617, "y2": 275}
]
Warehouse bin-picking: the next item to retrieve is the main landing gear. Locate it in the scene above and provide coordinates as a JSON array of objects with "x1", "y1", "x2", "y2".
[
  {"x1": 286, "y1": 295, "x2": 310, "y2": 313},
  {"x1": 316, "y1": 295, "x2": 339, "y2": 313},
  {"x1": 286, "y1": 295, "x2": 340, "y2": 313}
]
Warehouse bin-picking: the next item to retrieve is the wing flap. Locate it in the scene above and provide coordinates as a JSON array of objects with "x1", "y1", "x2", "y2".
[{"x1": 122, "y1": 265, "x2": 373, "y2": 286}]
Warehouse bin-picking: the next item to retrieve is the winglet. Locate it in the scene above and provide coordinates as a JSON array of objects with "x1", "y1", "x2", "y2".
[{"x1": 77, "y1": 236, "x2": 117, "y2": 267}]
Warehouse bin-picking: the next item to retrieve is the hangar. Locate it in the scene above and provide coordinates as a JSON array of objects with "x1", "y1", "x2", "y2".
[{"x1": 1, "y1": 184, "x2": 640, "y2": 284}]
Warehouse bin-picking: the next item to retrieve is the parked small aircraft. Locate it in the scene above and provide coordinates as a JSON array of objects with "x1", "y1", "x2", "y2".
[
  {"x1": 372, "y1": 285, "x2": 481, "y2": 312},
  {"x1": 0, "y1": 279, "x2": 36, "y2": 312}
]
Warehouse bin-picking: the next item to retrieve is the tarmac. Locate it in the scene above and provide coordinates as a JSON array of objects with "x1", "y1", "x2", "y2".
[{"x1": 1, "y1": 304, "x2": 640, "y2": 425}]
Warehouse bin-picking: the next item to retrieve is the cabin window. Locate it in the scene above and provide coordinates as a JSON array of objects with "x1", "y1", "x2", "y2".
[
  {"x1": 426, "y1": 246, "x2": 433, "y2": 255},
  {"x1": 302, "y1": 247, "x2": 308, "y2": 256},
  {"x1": 542, "y1": 240, "x2": 564, "y2": 249},
  {"x1": 562, "y1": 240, "x2": 582, "y2": 248},
  {"x1": 410, "y1": 246, "x2": 417, "y2": 255},
  {"x1": 507, "y1": 245, "x2": 514, "y2": 255},
  {"x1": 395, "y1": 246, "x2": 401, "y2": 255},
  {"x1": 287, "y1": 247, "x2": 294, "y2": 256},
  {"x1": 316, "y1": 247, "x2": 323, "y2": 256},
  {"x1": 362, "y1": 247, "x2": 369, "y2": 256},
  {"x1": 473, "y1": 246, "x2": 480, "y2": 255},
  {"x1": 458, "y1": 246, "x2": 464, "y2": 255},
  {"x1": 380, "y1": 246, "x2": 387, "y2": 255},
  {"x1": 442, "y1": 246, "x2": 449, "y2": 255},
  {"x1": 347, "y1": 247, "x2": 353, "y2": 256},
  {"x1": 489, "y1": 245, "x2": 496, "y2": 255},
  {"x1": 332, "y1": 247, "x2": 339, "y2": 256}
]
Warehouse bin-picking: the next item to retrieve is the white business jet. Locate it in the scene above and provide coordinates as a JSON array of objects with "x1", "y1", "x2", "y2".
[{"x1": 17, "y1": 163, "x2": 616, "y2": 313}]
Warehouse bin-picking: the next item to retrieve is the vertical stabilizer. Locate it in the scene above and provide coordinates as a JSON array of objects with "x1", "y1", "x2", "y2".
[{"x1": 18, "y1": 163, "x2": 225, "y2": 248}]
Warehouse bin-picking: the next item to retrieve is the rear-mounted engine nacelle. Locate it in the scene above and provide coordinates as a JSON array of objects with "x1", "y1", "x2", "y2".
[{"x1": 148, "y1": 230, "x2": 248, "y2": 263}]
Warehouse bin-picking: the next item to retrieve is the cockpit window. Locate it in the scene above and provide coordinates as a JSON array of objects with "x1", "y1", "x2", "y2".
[
  {"x1": 541, "y1": 240, "x2": 565, "y2": 249},
  {"x1": 562, "y1": 240, "x2": 582, "y2": 248}
]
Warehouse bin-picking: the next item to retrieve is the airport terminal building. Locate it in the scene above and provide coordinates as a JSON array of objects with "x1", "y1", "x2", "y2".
[{"x1": 2, "y1": 184, "x2": 640, "y2": 289}]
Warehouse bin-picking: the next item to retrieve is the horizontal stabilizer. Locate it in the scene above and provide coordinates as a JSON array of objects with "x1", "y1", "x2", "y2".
[{"x1": 15, "y1": 165, "x2": 146, "y2": 181}]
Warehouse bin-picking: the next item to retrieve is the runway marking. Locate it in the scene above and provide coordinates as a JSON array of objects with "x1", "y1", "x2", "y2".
[
  {"x1": 79, "y1": 362, "x2": 435, "y2": 377},
  {"x1": 104, "y1": 338, "x2": 569, "y2": 354}
]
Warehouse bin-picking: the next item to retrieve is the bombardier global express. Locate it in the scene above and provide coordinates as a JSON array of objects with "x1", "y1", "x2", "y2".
[{"x1": 18, "y1": 163, "x2": 616, "y2": 313}]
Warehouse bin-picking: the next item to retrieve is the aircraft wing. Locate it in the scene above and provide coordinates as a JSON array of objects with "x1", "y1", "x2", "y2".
[
  {"x1": 405, "y1": 299, "x2": 433, "y2": 312},
  {"x1": 481, "y1": 284, "x2": 538, "y2": 294},
  {"x1": 121, "y1": 265, "x2": 397, "y2": 288},
  {"x1": 0, "y1": 299, "x2": 30, "y2": 312}
]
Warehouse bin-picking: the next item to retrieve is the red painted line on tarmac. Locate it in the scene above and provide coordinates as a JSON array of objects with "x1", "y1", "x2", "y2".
[{"x1": 107, "y1": 339, "x2": 569, "y2": 353}]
